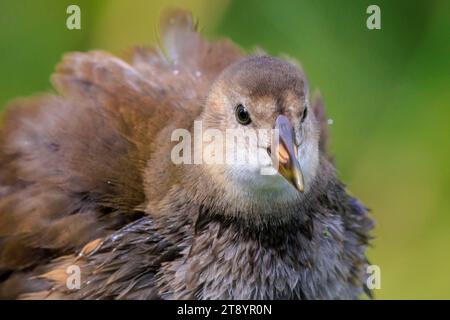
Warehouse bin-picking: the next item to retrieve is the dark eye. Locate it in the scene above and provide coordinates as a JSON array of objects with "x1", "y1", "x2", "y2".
[
  {"x1": 235, "y1": 104, "x2": 251, "y2": 125},
  {"x1": 301, "y1": 107, "x2": 308, "y2": 123}
]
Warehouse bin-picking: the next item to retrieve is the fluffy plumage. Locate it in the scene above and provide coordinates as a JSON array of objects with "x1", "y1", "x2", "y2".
[{"x1": 0, "y1": 9, "x2": 373, "y2": 299}]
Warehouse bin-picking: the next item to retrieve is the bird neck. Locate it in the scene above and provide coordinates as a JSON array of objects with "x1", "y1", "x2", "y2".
[{"x1": 179, "y1": 154, "x2": 336, "y2": 227}]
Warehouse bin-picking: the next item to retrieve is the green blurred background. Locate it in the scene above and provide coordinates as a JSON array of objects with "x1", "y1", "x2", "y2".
[{"x1": 0, "y1": 0, "x2": 449, "y2": 299}]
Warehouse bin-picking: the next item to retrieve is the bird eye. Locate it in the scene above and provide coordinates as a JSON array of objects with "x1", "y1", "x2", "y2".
[
  {"x1": 301, "y1": 107, "x2": 308, "y2": 123},
  {"x1": 235, "y1": 104, "x2": 251, "y2": 125}
]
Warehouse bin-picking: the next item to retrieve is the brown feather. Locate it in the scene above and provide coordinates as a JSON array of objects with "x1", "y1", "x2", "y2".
[
  {"x1": 0, "y1": 9, "x2": 243, "y2": 298},
  {"x1": 311, "y1": 90, "x2": 329, "y2": 153},
  {"x1": 0, "y1": 9, "x2": 372, "y2": 300}
]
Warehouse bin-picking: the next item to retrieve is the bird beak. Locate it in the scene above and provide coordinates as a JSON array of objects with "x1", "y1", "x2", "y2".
[{"x1": 268, "y1": 115, "x2": 305, "y2": 192}]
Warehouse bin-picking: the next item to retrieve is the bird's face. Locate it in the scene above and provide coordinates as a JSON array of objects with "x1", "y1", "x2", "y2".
[{"x1": 201, "y1": 56, "x2": 320, "y2": 204}]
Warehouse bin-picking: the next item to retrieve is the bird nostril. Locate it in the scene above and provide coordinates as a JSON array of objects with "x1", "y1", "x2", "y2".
[{"x1": 278, "y1": 146, "x2": 289, "y2": 164}]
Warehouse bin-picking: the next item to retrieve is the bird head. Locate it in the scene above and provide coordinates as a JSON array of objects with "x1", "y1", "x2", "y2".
[{"x1": 198, "y1": 56, "x2": 321, "y2": 206}]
